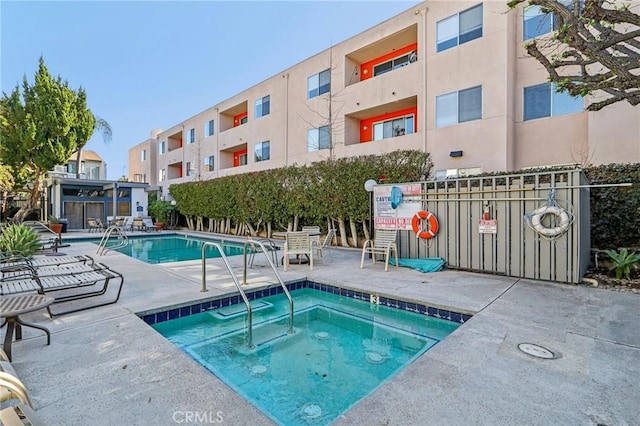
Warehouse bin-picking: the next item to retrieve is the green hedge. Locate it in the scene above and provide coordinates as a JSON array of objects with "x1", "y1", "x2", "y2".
[
  {"x1": 169, "y1": 150, "x2": 432, "y2": 244},
  {"x1": 585, "y1": 163, "x2": 640, "y2": 250}
]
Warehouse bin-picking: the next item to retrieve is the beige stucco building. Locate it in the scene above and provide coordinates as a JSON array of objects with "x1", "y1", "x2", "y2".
[{"x1": 128, "y1": 1, "x2": 639, "y2": 198}]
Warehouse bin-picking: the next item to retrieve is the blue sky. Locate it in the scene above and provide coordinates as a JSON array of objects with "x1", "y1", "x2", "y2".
[{"x1": 1, "y1": 1, "x2": 417, "y2": 179}]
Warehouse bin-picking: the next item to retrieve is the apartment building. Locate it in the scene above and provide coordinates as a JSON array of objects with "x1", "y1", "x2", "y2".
[{"x1": 129, "y1": 1, "x2": 639, "y2": 198}]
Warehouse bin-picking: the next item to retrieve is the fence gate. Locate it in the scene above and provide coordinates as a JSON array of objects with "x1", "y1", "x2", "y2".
[{"x1": 375, "y1": 169, "x2": 590, "y2": 284}]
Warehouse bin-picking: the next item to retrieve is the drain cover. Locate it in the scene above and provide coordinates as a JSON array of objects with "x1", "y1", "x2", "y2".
[
  {"x1": 301, "y1": 403, "x2": 322, "y2": 418},
  {"x1": 251, "y1": 365, "x2": 268, "y2": 376},
  {"x1": 518, "y1": 343, "x2": 555, "y2": 359}
]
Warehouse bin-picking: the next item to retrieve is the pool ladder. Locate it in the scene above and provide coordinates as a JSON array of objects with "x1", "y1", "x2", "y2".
[
  {"x1": 201, "y1": 241, "x2": 294, "y2": 349},
  {"x1": 96, "y1": 225, "x2": 129, "y2": 256}
]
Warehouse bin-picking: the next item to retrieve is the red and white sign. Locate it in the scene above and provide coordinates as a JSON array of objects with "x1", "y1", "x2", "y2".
[{"x1": 478, "y1": 219, "x2": 498, "y2": 234}]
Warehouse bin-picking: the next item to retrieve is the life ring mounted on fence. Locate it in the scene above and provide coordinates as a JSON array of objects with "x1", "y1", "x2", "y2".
[
  {"x1": 412, "y1": 210, "x2": 439, "y2": 239},
  {"x1": 529, "y1": 205, "x2": 571, "y2": 238}
]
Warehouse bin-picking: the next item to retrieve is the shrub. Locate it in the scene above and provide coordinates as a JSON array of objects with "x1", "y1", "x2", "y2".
[
  {"x1": 604, "y1": 248, "x2": 640, "y2": 280},
  {"x1": 0, "y1": 224, "x2": 42, "y2": 258}
]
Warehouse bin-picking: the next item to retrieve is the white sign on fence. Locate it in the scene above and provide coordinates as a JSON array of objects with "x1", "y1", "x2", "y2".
[
  {"x1": 374, "y1": 184, "x2": 422, "y2": 231},
  {"x1": 478, "y1": 219, "x2": 498, "y2": 234}
]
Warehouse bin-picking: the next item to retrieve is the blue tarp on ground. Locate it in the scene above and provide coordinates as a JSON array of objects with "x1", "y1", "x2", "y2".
[{"x1": 388, "y1": 257, "x2": 447, "y2": 273}]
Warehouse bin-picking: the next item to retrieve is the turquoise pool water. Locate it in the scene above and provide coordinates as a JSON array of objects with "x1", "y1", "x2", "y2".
[
  {"x1": 153, "y1": 288, "x2": 460, "y2": 425},
  {"x1": 95, "y1": 235, "x2": 246, "y2": 264}
]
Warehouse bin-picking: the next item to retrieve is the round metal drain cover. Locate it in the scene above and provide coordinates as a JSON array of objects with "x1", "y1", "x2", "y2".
[{"x1": 518, "y1": 343, "x2": 555, "y2": 359}]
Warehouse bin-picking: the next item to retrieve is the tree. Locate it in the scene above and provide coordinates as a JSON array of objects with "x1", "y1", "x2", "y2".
[
  {"x1": 0, "y1": 57, "x2": 94, "y2": 221},
  {"x1": 508, "y1": 0, "x2": 640, "y2": 111}
]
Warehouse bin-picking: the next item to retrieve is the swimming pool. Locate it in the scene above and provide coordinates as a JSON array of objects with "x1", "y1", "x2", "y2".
[
  {"x1": 151, "y1": 285, "x2": 461, "y2": 425},
  {"x1": 95, "y1": 234, "x2": 246, "y2": 264}
]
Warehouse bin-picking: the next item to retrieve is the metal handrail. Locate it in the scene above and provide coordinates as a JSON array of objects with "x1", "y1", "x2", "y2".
[
  {"x1": 243, "y1": 240, "x2": 294, "y2": 336},
  {"x1": 201, "y1": 240, "x2": 294, "y2": 349},
  {"x1": 96, "y1": 225, "x2": 129, "y2": 255}
]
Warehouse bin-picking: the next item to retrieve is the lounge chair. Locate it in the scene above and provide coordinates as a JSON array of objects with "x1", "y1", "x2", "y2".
[
  {"x1": 142, "y1": 218, "x2": 158, "y2": 232},
  {"x1": 0, "y1": 262, "x2": 125, "y2": 317},
  {"x1": 283, "y1": 232, "x2": 313, "y2": 271},
  {"x1": 0, "y1": 254, "x2": 94, "y2": 269},
  {"x1": 360, "y1": 229, "x2": 399, "y2": 272},
  {"x1": 312, "y1": 228, "x2": 336, "y2": 264}
]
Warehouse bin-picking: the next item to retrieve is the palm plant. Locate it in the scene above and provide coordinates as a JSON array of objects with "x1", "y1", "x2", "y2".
[
  {"x1": 0, "y1": 223, "x2": 42, "y2": 258},
  {"x1": 74, "y1": 115, "x2": 112, "y2": 179},
  {"x1": 604, "y1": 248, "x2": 640, "y2": 280}
]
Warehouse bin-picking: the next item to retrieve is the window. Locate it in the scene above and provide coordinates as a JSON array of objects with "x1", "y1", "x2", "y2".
[
  {"x1": 185, "y1": 162, "x2": 194, "y2": 176},
  {"x1": 204, "y1": 120, "x2": 214, "y2": 137},
  {"x1": 187, "y1": 128, "x2": 195, "y2": 144},
  {"x1": 133, "y1": 174, "x2": 143, "y2": 182},
  {"x1": 140, "y1": 150, "x2": 147, "y2": 161},
  {"x1": 204, "y1": 155, "x2": 214, "y2": 172},
  {"x1": 240, "y1": 116, "x2": 248, "y2": 125},
  {"x1": 373, "y1": 53, "x2": 414, "y2": 77},
  {"x1": 159, "y1": 169, "x2": 165, "y2": 182},
  {"x1": 307, "y1": 126, "x2": 330, "y2": 152},
  {"x1": 436, "y1": 86, "x2": 482, "y2": 128},
  {"x1": 307, "y1": 69, "x2": 330, "y2": 99},
  {"x1": 239, "y1": 153, "x2": 247, "y2": 166},
  {"x1": 523, "y1": 1, "x2": 583, "y2": 41},
  {"x1": 67, "y1": 163, "x2": 77, "y2": 174},
  {"x1": 437, "y1": 4, "x2": 483, "y2": 52},
  {"x1": 524, "y1": 82, "x2": 582, "y2": 121},
  {"x1": 255, "y1": 95, "x2": 270, "y2": 118},
  {"x1": 255, "y1": 141, "x2": 270, "y2": 162},
  {"x1": 372, "y1": 116, "x2": 415, "y2": 141},
  {"x1": 159, "y1": 141, "x2": 166, "y2": 154}
]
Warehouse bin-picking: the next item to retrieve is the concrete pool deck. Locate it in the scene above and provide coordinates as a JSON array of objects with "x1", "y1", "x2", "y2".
[{"x1": 2, "y1": 231, "x2": 639, "y2": 425}]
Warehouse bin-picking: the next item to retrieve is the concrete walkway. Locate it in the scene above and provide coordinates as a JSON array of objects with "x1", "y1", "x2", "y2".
[{"x1": 3, "y1": 231, "x2": 639, "y2": 425}]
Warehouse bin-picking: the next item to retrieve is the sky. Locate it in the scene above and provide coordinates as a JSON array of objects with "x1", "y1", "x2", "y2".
[{"x1": 1, "y1": 0, "x2": 418, "y2": 179}]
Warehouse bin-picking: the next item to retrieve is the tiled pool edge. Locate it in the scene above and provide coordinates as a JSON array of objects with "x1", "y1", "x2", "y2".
[{"x1": 138, "y1": 280, "x2": 473, "y2": 326}]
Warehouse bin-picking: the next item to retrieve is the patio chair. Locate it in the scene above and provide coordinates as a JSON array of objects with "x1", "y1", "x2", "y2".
[
  {"x1": 283, "y1": 231, "x2": 313, "y2": 271},
  {"x1": 247, "y1": 238, "x2": 280, "y2": 268},
  {"x1": 312, "y1": 228, "x2": 336, "y2": 264},
  {"x1": 0, "y1": 262, "x2": 125, "y2": 317},
  {"x1": 0, "y1": 372, "x2": 41, "y2": 425},
  {"x1": 0, "y1": 254, "x2": 94, "y2": 271},
  {"x1": 142, "y1": 218, "x2": 158, "y2": 232},
  {"x1": 302, "y1": 226, "x2": 321, "y2": 246},
  {"x1": 360, "y1": 229, "x2": 399, "y2": 272},
  {"x1": 132, "y1": 217, "x2": 144, "y2": 231},
  {"x1": 87, "y1": 218, "x2": 101, "y2": 233}
]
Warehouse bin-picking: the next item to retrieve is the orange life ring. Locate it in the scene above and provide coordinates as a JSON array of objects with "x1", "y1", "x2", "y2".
[{"x1": 412, "y1": 210, "x2": 439, "y2": 239}]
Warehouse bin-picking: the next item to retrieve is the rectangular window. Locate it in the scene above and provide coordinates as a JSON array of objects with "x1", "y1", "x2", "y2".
[
  {"x1": 255, "y1": 95, "x2": 271, "y2": 118},
  {"x1": 158, "y1": 169, "x2": 165, "y2": 182},
  {"x1": 524, "y1": 82, "x2": 582, "y2": 121},
  {"x1": 186, "y1": 161, "x2": 194, "y2": 176},
  {"x1": 239, "y1": 153, "x2": 247, "y2": 166},
  {"x1": 436, "y1": 86, "x2": 482, "y2": 128},
  {"x1": 307, "y1": 126, "x2": 330, "y2": 152},
  {"x1": 133, "y1": 174, "x2": 143, "y2": 183},
  {"x1": 373, "y1": 53, "x2": 413, "y2": 77},
  {"x1": 187, "y1": 128, "x2": 195, "y2": 144},
  {"x1": 307, "y1": 69, "x2": 331, "y2": 99},
  {"x1": 254, "y1": 141, "x2": 270, "y2": 162},
  {"x1": 204, "y1": 155, "x2": 214, "y2": 172},
  {"x1": 372, "y1": 115, "x2": 415, "y2": 141},
  {"x1": 159, "y1": 141, "x2": 166, "y2": 154},
  {"x1": 240, "y1": 116, "x2": 248, "y2": 125},
  {"x1": 524, "y1": 1, "x2": 582, "y2": 41},
  {"x1": 141, "y1": 150, "x2": 147, "y2": 161},
  {"x1": 523, "y1": 5, "x2": 552, "y2": 40},
  {"x1": 437, "y1": 4, "x2": 483, "y2": 52},
  {"x1": 204, "y1": 120, "x2": 214, "y2": 137},
  {"x1": 67, "y1": 163, "x2": 77, "y2": 174}
]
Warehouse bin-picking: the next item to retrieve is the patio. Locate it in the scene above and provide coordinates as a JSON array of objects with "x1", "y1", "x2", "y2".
[{"x1": 2, "y1": 231, "x2": 639, "y2": 425}]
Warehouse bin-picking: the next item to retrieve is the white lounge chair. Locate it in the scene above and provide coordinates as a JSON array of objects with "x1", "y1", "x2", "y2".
[
  {"x1": 142, "y1": 218, "x2": 158, "y2": 232},
  {"x1": 360, "y1": 229, "x2": 399, "y2": 272}
]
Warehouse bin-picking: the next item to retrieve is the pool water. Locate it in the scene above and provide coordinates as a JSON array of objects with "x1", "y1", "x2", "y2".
[
  {"x1": 153, "y1": 288, "x2": 460, "y2": 425},
  {"x1": 95, "y1": 234, "x2": 246, "y2": 264}
]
